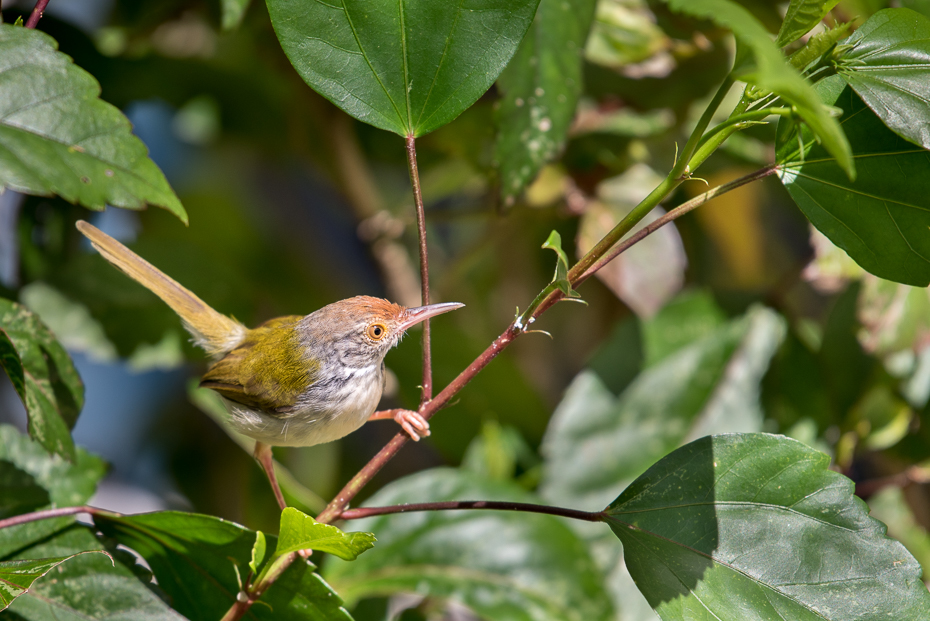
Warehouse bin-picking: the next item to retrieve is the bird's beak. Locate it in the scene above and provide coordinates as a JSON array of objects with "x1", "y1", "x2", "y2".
[{"x1": 399, "y1": 302, "x2": 465, "y2": 331}]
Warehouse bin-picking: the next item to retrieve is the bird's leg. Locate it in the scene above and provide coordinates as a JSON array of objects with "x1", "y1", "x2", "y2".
[
  {"x1": 369, "y1": 408, "x2": 431, "y2": 441},
  {"x1": 253, "y1": 441, "x2": 287, "y2": 511}
]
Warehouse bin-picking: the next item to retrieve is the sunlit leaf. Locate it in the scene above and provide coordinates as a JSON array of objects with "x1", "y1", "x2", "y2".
[
  {"x1": 266, "y1": 0, "x2": 540, "y2": 137},
  {"x1": 775, "y1": 0, "x2": 840, "y2": 47},
  {"x1": 0, "y1": 25, "x2": 186, "y2": 221},
  {"x1": 495, "y1": 0, "x2": 597, "y2": 203},
  {"x1": 776, "y1": 75, "x2": 930, "y2": 286},
  {"x1": 274, "y1": 508, "x2": 375, "y2": 562},
  {"x1": 0, "y1": 299, "x2": 82, "y2": 461},
  {"x1": 607, "y1": 433, "x2": 930, "y2": 620},
  {"x1": 0, "y1": 552, "x2": 106, "y2": 611},
  {"x1": 837, "y1": 8, "x2": 930, "y2": 150}
]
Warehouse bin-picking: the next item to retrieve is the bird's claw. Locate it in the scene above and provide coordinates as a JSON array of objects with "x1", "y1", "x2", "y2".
[{"x1": 394, "y1": 409, "x2": 430, "y2": 441}]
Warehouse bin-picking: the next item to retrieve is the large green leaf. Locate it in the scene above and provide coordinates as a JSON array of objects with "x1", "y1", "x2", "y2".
[
  {"x1": 0, "y1": 25, "x2": 186, "y2": 221},
  {"x1": 606, "y1": 433, "x2": 930, "y2": 620},
  {"x1": 0, "y1": 299, "x2": 83, "y2": 461},
  {"x1": 837, "y1": 8, "x2": 930, "y2": 150},
  {"x1": 0, "y1": 460, "x2": 49, "y2": 519},
  {"x1": 3, "y1": 524, "x2": 185, "y2": 620},
  {"x1": 325, "y1": 468, "x2": 612, "y2": 621},
  {"x1": 95, "y1": 511, "x2": 352, "y2": 621},
  {"x1": 661, "y1": 0, "x2": 854, "y2": 177},
  {"x1": 494, "y1": 0, "x2": 596, "y2": 203},
  {"x1": 541, "y1": 305, "x2": 784, "y2": 511},
  {"x1": 775, "y1": 0, "x2": 840, "y2": 47},
  {"x1": 0, "y1": 552, "x2": 105, "y2": 611},
  {"x1": 776, "y1": 75, "x2": 930, "y2": 286},
  {"x1": 265, "y1": 0, "x2": 540, "y2": 137}
]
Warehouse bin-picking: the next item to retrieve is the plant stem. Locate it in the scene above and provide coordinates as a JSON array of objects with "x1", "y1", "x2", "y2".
[
  {"x1": 0, "y1": 505, "x2": 121, "y2": 530},
  {"x1": 24, "y1": 0, "x2": 49, "y2": 28},
  {"x1": 341, "y1": 500, "x2": 605, "y2": 522},
  {"x1": 405, "y1": 135, "x2": 433, "y2": 405}
]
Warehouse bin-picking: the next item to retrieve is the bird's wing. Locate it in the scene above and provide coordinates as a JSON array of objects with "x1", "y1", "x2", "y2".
[{"x1": 200, "y1": 316, "x2": 318, "y2": 413}]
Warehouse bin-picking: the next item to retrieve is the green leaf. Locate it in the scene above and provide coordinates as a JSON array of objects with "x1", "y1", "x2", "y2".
[
  {"x1": 3, "y1": 524, "x2": 185, "y2": 620},
  {"x1": 494, "y1": 0, "x2": 596, "y2": 203},
  {"x1": 606, "y1": 433, "x2": 930, "y2": 620},
  {"x1": 836, "y1": 8, "x2": 930, "y2": 150},
  {"x1": 0, "y1": 25, "x2": 186, "y2": 221},
  {"x1": 0, "y1": 425, "x2": 106, "y2": 559},
  {"x1": 325, "y1": 468, "x2": 613, "y2": 621},
  {"x1": 542, "y1": 230, "x2": 579, "y2": 299},
  {"x1": 661, "y1": 0, "x2": 854, "y2": 178},
  {"x1": 249, "y1": 530, "x2": 267, "y2": 576},
  {"x1": 776, "y1": 75, "x2": 930, "y2": 286},
  {"x1": 275, "y1": 508, "x2": 375, "y2": 562},
  {"x1": 0, "y1": 460, "x2": 49, "y2": 519},
  {"x1": 775, "y1": 0, "x2": 840, "y2": 47},
  {"x1": 0, "y1": 552, "x2": 106, "y2": 611},
  {"x1": 222, "y1": 0, "x2": 252, "y2": 30},
  {"x1": 0, "y1": 298, "x2": 82, "y2": 461},
  {"x1": 787, "y1": 21, "x2": 853, "y2": 70},
  {"x1": 95, "y1": 511, "x2": 351, "y2": 621},
  {"x1": 265, "y1": 0, "x2": 540, "y2": 137}
]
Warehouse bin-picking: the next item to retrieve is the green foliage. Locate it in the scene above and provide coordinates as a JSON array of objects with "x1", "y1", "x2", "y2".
[
  {"x1": 265, "y1": 0, "x2": 539, "y2": 137},
  {"x1": 0, "y1": 552, "x2": 108, "y2": 611},
  {"x1": 0, "y1": 299, "x2": 83, "y2": 461},
  {"x1": 274, "y1": 508, "x2": 375, "y2": 562},
  {"x1": 0, "y1": 25, "x2": 186, "y2": 221},
  {"x1": 776, "y1": 75, "x2": 930, "y2": 286},
  {"x1": 776, "y1": 0, "x2": 841, "y2": 47},
  {"x1": 607, "y1": 433, "x2": 930, "y2": 620}
]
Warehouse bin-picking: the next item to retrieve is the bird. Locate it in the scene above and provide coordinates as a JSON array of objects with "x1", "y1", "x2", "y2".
[{"x1": 76, "y1": 220, "x2": 463, "y2": 510}]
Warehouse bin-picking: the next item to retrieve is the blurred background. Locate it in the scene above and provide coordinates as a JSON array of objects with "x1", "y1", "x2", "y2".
[{"x1": 1, "y1": 0, "x2": 929, "y2": 607}]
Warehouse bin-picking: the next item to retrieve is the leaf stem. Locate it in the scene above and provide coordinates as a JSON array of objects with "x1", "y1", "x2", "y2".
[
  {"x1": 340, "y1": 500, "x2": 606, "y2": 522},
  {"x1": 405, "y1": 135, "x2": 433, "y2": 405},
  {"x1": 0, "y1": 505, "x2": 121, "y2": 530},
  {"x1": 25, "y1": 0, "x2": 49, "y2": 28}
]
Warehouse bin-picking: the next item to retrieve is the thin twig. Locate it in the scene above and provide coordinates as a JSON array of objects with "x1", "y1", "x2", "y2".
[
  {"x1": 405, "y1": 136, "x2": 433, "y2": 405},
  {"x1": 341, "y1": 500, "x2": 606, "y2": 522},
  {"x1": 0, "y1": 505, "x2": 121, "y2": 530},
  {"x1": 24, "y1": 0, "x2": 49, "y2": 28}
]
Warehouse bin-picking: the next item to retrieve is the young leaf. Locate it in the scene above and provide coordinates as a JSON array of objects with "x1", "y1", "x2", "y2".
[
  {"x1": 95, "y1": 511, "x2": 351, "y2": 620},
  {"x1": 324, "y1": 468, "x2": 613, "y2": 621},
  {"x1": 221, "y1": 0, "x2": 252, "y2": 30},
  {"x1": 495, "y1": 0, "x2": 597, "y2": 203},
  {"x1": 274, "y1": 507, "x2": 375, "y2": 561},
  {"x1": 775, "y1": 0, "x2": 840, "y2": 47},
  {"x1": 249, "y1": 530, "x2": 267, "y2": 575},
  {"x1": 0, "y1": 552, "x2": 107, "y2": 612},
  {"x1": 0, "y1": 25, "x2": 186, "y2": 222},
  {"x1": 0, "y1": 299, "x2": 82, "y2": 462},
  {"x1": 606, "y1": 433, "x2": 930, "y2": 620},
  {"x1": 661, "y1": 0, "x2": 854, "y2": 178},
  {"x1": 265, "y1": 0, "x2": 540, "y2": 137},
  {"x1": 836, "y1": 8, "x2": 930, "y2": 150},
  {"x1": 542, "y1": 230, "x2": 579, "y2": 299},
  {"x1": 3, "y1": 524, "x2": 185, "y2": 620},
  {"x1": 787, "y1": 21, "x2": 853, "y2": 70},
  {"x1": 776, "y1": 75, "x2": 930, "y2": 286}
]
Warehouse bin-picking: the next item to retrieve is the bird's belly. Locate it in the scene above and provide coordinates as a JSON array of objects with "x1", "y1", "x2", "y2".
[{"x1": 221, "y1": 370, "x2": 383, "y2": 447}]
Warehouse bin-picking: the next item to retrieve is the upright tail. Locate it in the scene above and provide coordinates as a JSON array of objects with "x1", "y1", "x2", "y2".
[{"x1": 76, "y1": 221, "x2": 247, "y2": 357}]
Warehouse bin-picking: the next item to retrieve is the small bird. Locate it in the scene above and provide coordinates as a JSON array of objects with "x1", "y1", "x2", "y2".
[{"x1": 76, "y1": 220, "x2": 462, "y2": 510}]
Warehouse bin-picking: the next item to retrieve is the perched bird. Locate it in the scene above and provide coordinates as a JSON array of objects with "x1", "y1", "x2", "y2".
[{"x1": 76, "y1": 220, "x2": 462, "y2": 510}]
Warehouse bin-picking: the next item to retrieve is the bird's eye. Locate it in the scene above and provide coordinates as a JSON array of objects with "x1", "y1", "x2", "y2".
[{"x1": 367, "y1": 323, "x2": 387, "y2": 340}]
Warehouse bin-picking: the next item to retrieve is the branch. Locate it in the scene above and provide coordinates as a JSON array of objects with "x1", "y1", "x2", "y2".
[
  {"x1": 0, "y1": 505, "x2": 120, "y2": 530},
  {"x1": 24, "y1": 0, "x2": 49, "y2": 28},
  {"x1": 341, "y1": 500, "x2": 606, "y2": 522},
  {"x1": 405, "y1": 136, "x2": 433, "y2": 405}
]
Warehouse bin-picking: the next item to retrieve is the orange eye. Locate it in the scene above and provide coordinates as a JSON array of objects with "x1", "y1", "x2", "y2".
[{"x1": 367, "y1": 323, "x2": 387, "y2": 340}]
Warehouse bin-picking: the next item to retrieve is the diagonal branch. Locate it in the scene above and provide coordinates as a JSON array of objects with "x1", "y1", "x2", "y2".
[{"x1": 25, "y1": 0, "x2": 50, "y2": 28}]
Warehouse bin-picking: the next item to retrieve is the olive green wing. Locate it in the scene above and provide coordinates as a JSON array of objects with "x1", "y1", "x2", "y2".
[{"x1": 200, "y1": 316, "x2": 317, "y2": 413}]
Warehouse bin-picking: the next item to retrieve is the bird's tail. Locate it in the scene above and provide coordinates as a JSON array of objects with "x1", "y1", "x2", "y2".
[{"x1": 76, "y1": 220, "x2": 247, "y2": 357}]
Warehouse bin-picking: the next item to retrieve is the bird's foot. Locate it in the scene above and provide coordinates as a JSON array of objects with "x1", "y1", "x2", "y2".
[{"x1": 369, "y1": 408, "x2": 430, "y2": 441}]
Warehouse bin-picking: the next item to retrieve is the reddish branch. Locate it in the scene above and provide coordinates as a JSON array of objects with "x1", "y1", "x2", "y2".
[
  {"x1": 406, "y1": 135, "x2": 434, "y2": 405},
  {"x1": 24, "y1": 0, "x2": 50, "y2": 28}
]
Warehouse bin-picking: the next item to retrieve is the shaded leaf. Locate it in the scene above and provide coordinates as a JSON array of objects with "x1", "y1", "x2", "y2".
[
  {"x1": 222, "y1": 0, "x2": 252, "y2": 30},
  {"x1": 788, "y1": 21, "x2": 853, "y2": 70},
  {"x1": 606, "y1": 433, "x2": 930, "y2": 620},
  {"x1": 274, "y1": 508, "x2": 375, "y2": 562},
  {"x1": 662, "y1": 0, "x2": 854, "y2": 177},
  {"x1": 266, "y1": 0, "x2": 540, "y2": 137},
  {"x1": 837, "y1": 8, "x2": 930, "y2": 150},
  {"x1": 3, "y1": 524, "x2": 184, "y2": 620},
  {"x1": 0, "y1": 552, "x2": 106, "y2": 611},
  {"x1": 495, "y1": 0, "x2": 597, "y2": 203},
  {"x1": 584, "y1": 0, "x2": 668, "y2": 70},
  {"x1": 0, "y1": 460, "x2": 49, "y2": 519},
  {"x1": 0, "y1": 25, "x2": 186, "y2": 221},
  {"x1": 95, "y1": 510, "x2": 351, "y2": 621},
  {"x1": 325, "y1": 468, "x2": 612, "y2": 621},
  {"x1": 869, "y1": 486, "x2": 930, "y2": 577},
  {"x1": 775, "y1": 0, "x2": 840, "y2": 47},
  {"x1": 776, "y1": 75, "x2": 930, "y2": 286},
  {"x1": 0, "y1": 299, "x2": 83, "y2": 461}
]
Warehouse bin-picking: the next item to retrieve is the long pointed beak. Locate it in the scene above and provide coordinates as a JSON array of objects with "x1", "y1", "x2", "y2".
[{"x1": 398, "y1": 302, "x2": 464, "y2": 331}]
